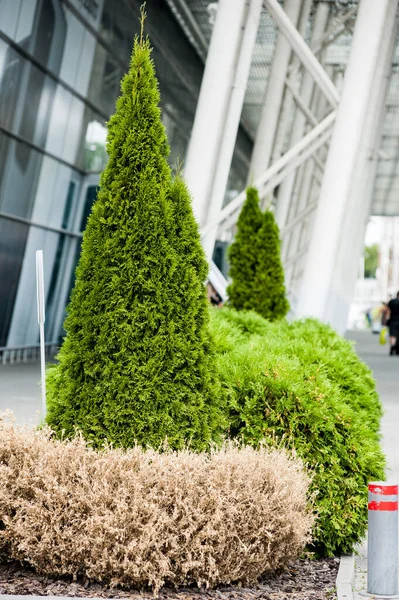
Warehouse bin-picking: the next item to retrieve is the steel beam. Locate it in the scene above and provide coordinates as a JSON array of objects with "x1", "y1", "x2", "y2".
[
  {"x1": 249, "y1": 0, "x2": 303, "y2": 182},
  {"x1": 275, "y1": 1, "x2": 330, "y2": 229},
  {"x1": 264, "y1": 0, "x2": 340, "y2": 108},
  {"x1": 202, "y1": 111, "x2": 336, "y2": 239},
  {"x1": 270, "y1": 0, "x2": 313, "y2": 170},
  {"x1": 312, "y1": 7, "x2": 357, "y2": 55}
]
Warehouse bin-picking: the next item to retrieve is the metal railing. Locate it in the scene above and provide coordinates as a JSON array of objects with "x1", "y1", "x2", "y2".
[{"x1": 0, "y1": 342, "x2": 59, "y2": 366}]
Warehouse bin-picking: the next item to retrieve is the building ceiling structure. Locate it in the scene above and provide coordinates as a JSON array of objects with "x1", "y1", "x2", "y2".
[{"x1": 165, "y1": 0, "x2": 399, "y2": 218}]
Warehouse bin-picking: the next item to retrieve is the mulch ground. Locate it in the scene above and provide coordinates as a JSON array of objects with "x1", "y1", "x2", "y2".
[{"x1": 0, "y1": 558, "x2": 339, "y2": 599}]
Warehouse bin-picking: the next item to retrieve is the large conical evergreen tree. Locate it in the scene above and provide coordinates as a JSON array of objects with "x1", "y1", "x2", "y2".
[
  {"x1": 227, "y1": 187, "x2": 263, "y2": 311},
  {"x1": 227, "y1": 187, "x2": 289, "y2": 321},
  {"x1": 46, "y1": 28, "x2": 222, "y2": 450}
]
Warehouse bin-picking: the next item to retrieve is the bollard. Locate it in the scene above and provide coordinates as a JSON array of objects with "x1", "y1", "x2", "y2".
[{"x1": 368, "y1": 482, "x2": 398, "y2": 596}]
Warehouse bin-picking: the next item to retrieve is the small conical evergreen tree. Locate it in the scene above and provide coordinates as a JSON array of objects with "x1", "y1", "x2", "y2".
[
  {"x1": 227, "y1": 187, "x2": 263, "y2": 311},
  {"x1": 252, "y1": 209, "x2": 290, "y2": 321},
  {"x1": 227, "y1": 187, "x2": 289, "y2": 321},
  {"x1": 46, "y1": 26, "x2": 222, "y2": 450}
]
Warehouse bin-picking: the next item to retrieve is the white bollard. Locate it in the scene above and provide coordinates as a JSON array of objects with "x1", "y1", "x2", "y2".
[{"x1": 368, "y1": 482, "x2": 398, "y2": 597}]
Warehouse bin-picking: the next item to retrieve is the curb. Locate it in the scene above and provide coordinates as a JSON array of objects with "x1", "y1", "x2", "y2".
[{"x1": 337, "y1": 554, "x2": 355, "y2": 600}]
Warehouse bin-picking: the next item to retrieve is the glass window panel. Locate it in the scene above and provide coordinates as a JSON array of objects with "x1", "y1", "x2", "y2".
[
  {"x1": 0, "y1": 134, "x2": 43, "y2": 218},
  {"x1": 15, "y1": 0, "x2": 38, "y2": 45},
  {"x1": 80, "y1": 184, "x2": 98, "y2": 231},
  {"x1": 60, "y1": 8, "x2": 96, "y2": 97},
  {"x1": 62, "y1": 96, "x2": 86, "y2": 165},
  {"x1": 30, "y1": 0, "x2": 66, "y2": 74},
  {"x1": 45, "y1": 85, "x2": 73, "y2": 157},
  {"x1": 0, "y1": 217, "x2": 29, "y2": 346},
  {"x1": 18, "y1": 66, "x2": 56, "y2": 148},
  {"x1": 99, "y1": 0, "x2": 134, "y2": 65},
  {"x1": 0, "y1": 0, "x2": 22, "y2": 40},
  {"x1": 87, "y1": 42, "x2": 124, "y2": 116},
  {"x1": 0, "y1": 42, "x2": 25, "y2": 132},
  {"x1": 75, "y1": 110, "x2": 107, "y2": 173}
]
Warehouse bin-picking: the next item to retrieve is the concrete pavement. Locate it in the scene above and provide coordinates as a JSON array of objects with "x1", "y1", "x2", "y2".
[
  {"x1": 348, "y1": 330, "x2": 399, "y2": 483},
  {"x1": 347, "y1": 330, "x2": 399, "y2": 599}
]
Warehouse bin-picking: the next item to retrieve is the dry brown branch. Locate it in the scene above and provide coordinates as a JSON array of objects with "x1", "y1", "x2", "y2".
[{"x1": 0, "y1": 414, "x2": 313, "y2": 592}]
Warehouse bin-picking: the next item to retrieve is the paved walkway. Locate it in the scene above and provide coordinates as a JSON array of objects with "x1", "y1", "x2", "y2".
[{"x1": 347, "y1": 330, "x2": 399, "y2": 598}]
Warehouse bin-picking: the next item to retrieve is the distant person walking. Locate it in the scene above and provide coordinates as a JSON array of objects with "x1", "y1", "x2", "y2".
[{"x1": 387, "y1": 292, "x2": 399, "y2": 355}]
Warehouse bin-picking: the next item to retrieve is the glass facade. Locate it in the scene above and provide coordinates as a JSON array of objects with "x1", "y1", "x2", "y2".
[{"x1": 0, "y1": 0, "x2": 251, "y2": 350}]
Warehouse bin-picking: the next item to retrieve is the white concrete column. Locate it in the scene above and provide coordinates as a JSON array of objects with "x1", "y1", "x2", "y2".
[
  {"x1": 202, "y1": 0, "x2": 263, "y2": 259},
  {"x1": 325, "y1": 1, "x2": 398, "y2": 330},
  {"x1": 184, "y1": 0, "x2": 248, "y2": 228},
  {"x1": 296, "y1": 0, "x2": 396, "y2": 332},
  {"x1": 275, "y1": 2, "x2": 330, "y2": 229},
  {"x1": 249, "y1": 0, "x2": 303, "y2": 182}
]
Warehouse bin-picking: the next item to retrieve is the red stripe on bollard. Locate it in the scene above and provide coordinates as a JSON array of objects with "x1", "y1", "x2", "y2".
[
  {"x1": 369, "y1": 484, "x2": 399, "y2": 495},
  {"x1": 368, "y1": 501, "x2": 398, "y2": 511}
]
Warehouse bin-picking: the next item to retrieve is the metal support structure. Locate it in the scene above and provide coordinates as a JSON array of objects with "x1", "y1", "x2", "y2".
[
  {"x1": 164, "y1": 0, "x2": 208, "y2": 60},
  {"x1": 202, "y1": 0, "x2": 263, "y2": 259},
  {"x1": 202, "y1": 112, "x2": 336, "y2": 239},
  {"x1": 270, "y1": 0, "x2": 313, "y2": 170},
  {"x1": 296, "y1": 0, "x2": 397, "y2": 332},
  {"x1": 284, "y1": 77, "x2": 318, "y2": 127},
  {"x1": 284, "y1": 65, "x2": 339, "y2": 291},
  {"x1": 249, "y1": 0, "x2": 303, "y2": 182},
  {"x1": 281, "y1": 200, "x2": 318, "y2": 239},
  {"x1": 275, "y1": 2, "x2": 330, "y2": 229},
  {"x1": 264, "y1": 0, "x2": 340, "y2": 108},
  {"x1": 282, "y1": 85, "x2": 324, "y2": 265},
  {"x1": 184, "y1": 0, "x2": 247, "y2": 230},
  {"x1": 312, "y1": 7, "x2": 357, "y2": 55}
]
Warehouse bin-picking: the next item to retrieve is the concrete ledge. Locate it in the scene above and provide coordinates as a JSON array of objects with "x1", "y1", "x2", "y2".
[{"x1": 337, "y1": 554, "x2": 355, "y2": 600}]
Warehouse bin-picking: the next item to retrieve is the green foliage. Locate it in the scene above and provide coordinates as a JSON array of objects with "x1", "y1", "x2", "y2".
[
  {"x1": 227, "y1": 188, "x2": 289, "y2": 321},
  {"x1": 210, "y1": 308, "x2": 385, "y2": 556},
  {"x1": 364, "y1": 244, "x2": 379, "y2": 278},
  {"x1": 227, "y1": 187, "x2": 263, "y2": 311},
  {"x1": 253, "y1": 211, "x2": 290, "y2": 320},
  {"x1": 46, "y1": 37, "x2": 224, "y2": 451}
]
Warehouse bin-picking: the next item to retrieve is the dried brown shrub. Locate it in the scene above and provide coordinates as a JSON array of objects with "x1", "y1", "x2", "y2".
[{"x1": 0, "y1": 414, "x2": 313, "y2": 592}]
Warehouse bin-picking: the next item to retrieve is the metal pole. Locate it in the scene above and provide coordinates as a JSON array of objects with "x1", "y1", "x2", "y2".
[
  {"x1": 249, "y1": 0, "x2": 303, "y2": 182},
  {"x1": 201, "y1": 0, "x2": 263, "y2": 260},
  {"x1": 296, "y1": 0, "x2": 395, "y2": 329},
  {"x1": 184, "y1": 0, "x2": 247, "y2": 229},
  {"x1": 36, "y1": 250, "x2": 46, "y2": 420},
  {"x1": 368, "y1": 482, "x2": 399, "y2": 596}
]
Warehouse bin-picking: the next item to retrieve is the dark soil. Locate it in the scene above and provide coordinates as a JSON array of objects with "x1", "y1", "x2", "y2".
[{"x1": 0, "y1": 558, "x2": 339, "y2": 599}]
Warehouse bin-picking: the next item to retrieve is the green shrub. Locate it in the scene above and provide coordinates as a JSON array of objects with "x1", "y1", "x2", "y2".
[
  {"x1": 287, "y1": 319, "x2": 382, "y2": 432},
  {"x1": 227, "y1": 189, "x2": 289, "y2": 321},
  {"x1": 46, "y1": 33, "x2": 223, "y2": 451},
  {"x1": 210, "y1": 308, "x2": 385, "y2": 556}
]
